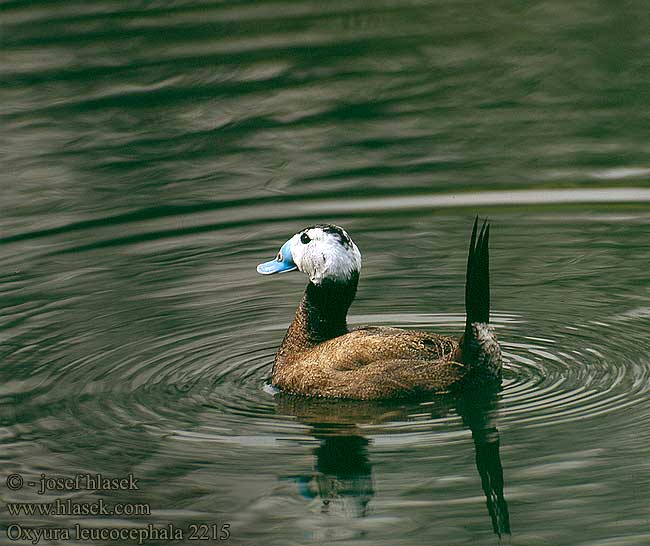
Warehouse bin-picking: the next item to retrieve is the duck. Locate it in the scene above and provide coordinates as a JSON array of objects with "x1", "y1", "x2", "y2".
[{"x1": 256, "y1": 218, "x2": 501, "y2": 400}]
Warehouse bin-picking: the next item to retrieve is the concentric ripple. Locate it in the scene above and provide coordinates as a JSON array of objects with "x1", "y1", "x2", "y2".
[
  {"x1": 499, "y1": 317, "x2": 650, "y2": 429},
  {"x1": 26, "y1": 303, "x2": 649, "y2": 449}
]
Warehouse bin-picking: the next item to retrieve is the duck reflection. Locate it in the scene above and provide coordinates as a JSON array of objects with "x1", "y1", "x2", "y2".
[
  {"x1": 296, "y1": 429, "x2": 374, "y2": 518},
  {"x1": 455, "y1": 390, "x2": 511, "y2": 537},
  {"x1": 276, "y1": 389, "x2": 510, "y2": 538}
]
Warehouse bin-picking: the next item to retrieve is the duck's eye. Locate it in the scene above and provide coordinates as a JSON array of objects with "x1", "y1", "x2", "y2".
[
  {"x1": 276, "y1": 252, "x2": 282, "y2": 262},
  {"x1": 300, "y1": 233, "x2": 311, "y2": 244}
]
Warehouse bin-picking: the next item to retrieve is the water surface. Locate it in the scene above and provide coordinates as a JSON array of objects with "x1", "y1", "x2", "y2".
[{"x1": 2, "y1": 2, "x2": 650, "y2": 545}]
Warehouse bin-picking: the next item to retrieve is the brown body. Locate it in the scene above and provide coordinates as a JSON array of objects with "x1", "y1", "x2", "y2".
[
  {"x1": 271, "y1": 274, "x2": 501, "y2": 400},
  {"x1": 274, "y1": 327, "x2": 464, "y2": 399}
]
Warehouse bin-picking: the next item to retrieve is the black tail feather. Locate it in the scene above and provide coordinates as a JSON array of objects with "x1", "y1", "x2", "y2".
[{"x1": 465, "y1": 216, "x2": 490, "y2": 342}]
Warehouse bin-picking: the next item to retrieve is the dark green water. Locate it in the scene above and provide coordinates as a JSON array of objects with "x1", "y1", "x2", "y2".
[{"x1": 2, "y1": 2, "x2": 650, "y2": 545}]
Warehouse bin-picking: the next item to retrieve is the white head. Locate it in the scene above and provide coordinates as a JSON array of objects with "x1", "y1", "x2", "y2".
[{"x1": 257, "y1": 224, "x2": 362, "y2": 285}]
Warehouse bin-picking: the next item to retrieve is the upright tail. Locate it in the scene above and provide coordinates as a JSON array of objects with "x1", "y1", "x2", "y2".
[
  {"x1": 462, "y1": 218, "x2": 501, "y2": 378},
  {"x1": 465, "y1": 216, "x2": 490, "y2": 337}
]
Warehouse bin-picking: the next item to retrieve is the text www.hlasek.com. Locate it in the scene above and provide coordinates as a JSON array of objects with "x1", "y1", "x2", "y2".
[{"x1": 7, "y1": 498, "x2": 150, "y2": 517}]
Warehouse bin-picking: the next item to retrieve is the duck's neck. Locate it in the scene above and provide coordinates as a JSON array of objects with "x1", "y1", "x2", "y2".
[{"x1": 276, "y1": 274, "x2": 359, "y2": 360}]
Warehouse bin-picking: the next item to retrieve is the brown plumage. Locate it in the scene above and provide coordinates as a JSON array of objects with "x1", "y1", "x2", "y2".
[{"x1": 258, "y1": 219, "x2": 501, "y2": 400}]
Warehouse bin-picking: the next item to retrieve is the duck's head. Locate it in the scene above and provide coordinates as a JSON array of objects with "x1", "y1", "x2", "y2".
[{"x1": 257, "y1": 224, "x2": 362, "y2": 285}]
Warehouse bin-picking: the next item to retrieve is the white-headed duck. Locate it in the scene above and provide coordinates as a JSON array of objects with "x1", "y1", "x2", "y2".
[{"x1": 257, "y1": 218, "x2": 501, "y2": 399}]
